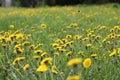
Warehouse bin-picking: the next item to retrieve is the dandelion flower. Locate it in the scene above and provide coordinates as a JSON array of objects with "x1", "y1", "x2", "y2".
[
  {"x1": 66, "y1": 34, "x2": 72, "y2": 39},
  {"x1": 12, "y1": 57, "x2": 25, "y2": 65},
  {"x1": 34, "y1": 50, "x2": 43, "y2": 54},
  {"x1": 51, "y1": 65, "x2": 58, "y2": 74},
  {"x1": 41, "y1": 23, "x2": 46, "y2": 29},
  {"x1": 23, "y1": 64, "x2": 30, "y2": 71},
  {"x1": 10, "y1": 25, "x2": 14, "y2": 29},
  {"x1": 36, "y1": 64, "x2": 48, "y2": 72},
  {"x1": 41, "y1": 52, "x2": 47, "y2": 57},
  {"x1": 33, "y1": 55, "x2": 41, "y2": 59},
  {"x1": 83, "y1": 58, "x2": 91, "y2": 68},
  {"x1": 91, "y1": 53, "x2": 98, "y2": 59},
  {"x1": 54, "y1": 52, "x2": 59, "y2": 56},
  {"x1": 109, "y1": 49, "x2": 116, "y2": 57},
  {"x1": 67, "y1": 75, "x2": 80, "y2": 80},
  {"x1": 67, "y1": 58, "x2": 82, "y2": 66},
  {"x1": 41, "y1": 57, "x2": 52, "y2": 65}
]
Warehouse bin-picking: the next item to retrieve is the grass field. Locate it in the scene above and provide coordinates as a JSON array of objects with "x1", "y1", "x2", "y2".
[{"x1": 0, "y1": 4, "x2": 120, "y2": 80}]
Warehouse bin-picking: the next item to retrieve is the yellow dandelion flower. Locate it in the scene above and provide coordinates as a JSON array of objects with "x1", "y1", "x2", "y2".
[
  {"x1": 85, "y1": 44, "x2": 92, "y2": 47},
  {"x1": 14, "y1": 47, "x2": 24, "y2": 54},
  {"x1": 83, "y1": 58, "x2": 92, "y2": 68},
  {"x1": 66, "y1": 26, "x2": 72, "y2": 29},
  {"x1": 85, "y1": 44, "x2": 92, "y2": 49},
  {"x1": 2, "y1": 43, "x2": 7, "y2": 48},
  {"x1": 15, "y1": 33, "x2": 24, "y2": 40},
  {"x1": 62, "y1": 38, "x2": 68, "y2": 43},
  {"x1": 10, "y1": 25, "x2": 14, "y2": 29},
  {"x1": 54, "y1": 52, "x2": 59, "y2": 56},
  {"x1": 118, "y1": 48, "x2": 120, "y2": 53},
  {"x1": 29, "y1": 44, "x2": 35, "y2": 50},
  {"x1": 36, "y1": 64, "x2": 48, "y2": 72},
  {"x1": 52, "y1": 43, "x2": 59, "y2": 47},
  {"x1": 70, "y1": 23, "x2": 78, "y2": 27},
  {"x1": 34, "y1": 50, "x2": 43, "y2": 54},
  {"x1": 67, "y1": 58, "x2": 82, "y2": 66},
  {"x1": 5, "y1": 37, "x2": 12, "y2": 42},
  {"x1": 73, "y1": 35, "x2": 80, "y2": 40},
  {"x1": 78, "y1": 51, "x2": 85, "y2": 56},
  {"x1": 33, "y1": 55, "x2": 41, "y2": 59},
  {"x1": 95, "y1": 36, "x2": 101, "y2": 39},
  {"x1": 91, "y1": 53, "x2": 98, "y2": 59},
  {"x1": 12, "y1": 57, "x2": 25, "y2": 65},
  {"x1": 109, "y1": 49, "x2": 116, "y2": 57},
  {"x1": 34, "y1": 43, "x2": 43, "y2": 49},
  {"x1": 66, "y1": 34, "x2": 72, "y2": 39},
  {"x1": 41, "y1": 52, "x2": 47, "y2": 57},
  {"x1": 41, "y1": 57, "x2": 52, "y2": 65},
  {"x1": 14, "y1": 44, "x2": 22, "y2": 49},
  {"x1": 51, "y1": 65, "x2": 58, "y2": 74},
  {"x1": 41, "y1": 23, "x2": 46, "y2": 29},
  {"x1": 22, "y1": 41, "x2": 30, "y2": 46},
  {"x1": 67, "y1": 75, "x2": 80, "y2": 80},
  {"x1": 82, "y1": 37, "x2": 89, "y2": 41},
  {"x1": 66, "y1": 51, "x2": 72, "y2": 56},
  {"x1": 23, "y1": 64, "x2": 30, "y2": 71}
]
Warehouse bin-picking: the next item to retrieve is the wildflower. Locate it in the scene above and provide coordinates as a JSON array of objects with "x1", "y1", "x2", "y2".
[
  {"x1": 2, "y1": 44, "x2": 7, "y2": 48},
  {"x1": 29, "y1": 44, "x2": 35, "y2": 50},
  {"x1": 41, "y1": 52, "x2": 47, "y2": 57},
  {"x1": 36, "y1": 64, "x2": 48, "y2": 72},
  {"x1": 23, "y1": 64, "x2": 30, "y2": 71},
  {"x1": 66, "y1": 51, "x2": 72, "y2": 56},
  {"x1": 54, "y1": 52, "x2": 59, "y2": 56},
  {"x1": 66, "y1": 26, "x2": 72, "y2": 29},
  {"x1": 66, "y1": 34, "x2": 72, "y2": 39},
  {"x1": 22, "y1": 41, "x2": 30, "y2": 46},
  {"x1": 73, "y1": 35, "x2": 80, "y2": 40},
  {"x1": 41, "y1": 23, "x2": 46, "y2": 29},
  {"x1": 12, "y1": 57, "x2": 25, "y2": 65},
  {"x1": 85, "y1": 44, "x2": 92, "y2": 49},
  {"x1": 59, "y1": 48, "x2": 66, "y2": 53},
  {"x1": 34, "y1": 43, "x2": 43, "y2": 49},
  {"x1": 54, "y1": 46, "x2": 62, "y2": 51},
  {"x1": 14, "y1": 44, "x2": 22, "y2": 49},
  {"x1": 16, "y1": 47, "x2": 24, "y2": 53},
  {"x1": 51, "y1": 43, "x2": 59, "y2": 47},
  {"x1": 67, "y1": 75, "x2": 80, "y2": 80},
  {"x1": 95, "y1": 36, "x2": 101, "y2": 40},
  {"x1": 34, "y1": 50, "x2": 43, "y2": 54},
  {"x1": 51, "y1": 65, "x2": 58, "y2": 74},
  {"x1": 67, "y1": 58, "x2": 82, "y2": 67},
  {"x1": 62, "y1": 38, "x2": 68, "y2": 43},
  {"x1": 109, "y1": 49, "x2": 116, "y2": 57},
  {"x1": 5, "y1": 37, "x2": 12, "y2": 42},
  {"x1": 70, "y1": 23, "x2": 78, "y2": 27},
  {"x1": 33, "y1": 55, "x2": 41, "y2": 59},
  {"x1": 82, "y1": 37, "x2": 89, "y2": 41},
  {"x1": 15, "y1": 33, "x2": 24, "y2": 40},
  {"x1": 91, "y1": 53, "x2": 98, "y2": 59},
  {"x1": 78, "y1": 51, "x2": 85, "y2": 57},
  {"x1": 118, "y1": 48, "x2": 120, "y2": 53},
  {"x1": 41, "y1": 57, "x2": 52, "y2": 65},
  {"x1": 83, "y1": 58, "x2": 92, "y2": 68},
  {"x1": 10, "y1": 25, "x2": 14, "y2": 29}
]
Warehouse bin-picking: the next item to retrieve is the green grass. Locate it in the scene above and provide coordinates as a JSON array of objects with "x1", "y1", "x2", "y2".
[{"x1": 0, "y1": 3, "x2": 120, "y2": 80}]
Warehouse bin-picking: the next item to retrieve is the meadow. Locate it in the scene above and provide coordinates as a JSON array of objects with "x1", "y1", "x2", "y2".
[{"x1": 0, "y1": 4, "x2": 120, "y2": 80}]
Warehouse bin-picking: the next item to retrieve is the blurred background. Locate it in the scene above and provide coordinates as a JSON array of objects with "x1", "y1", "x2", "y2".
[{"x1": 0, "y1": 0, "x2": 120, "y2": 7}]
